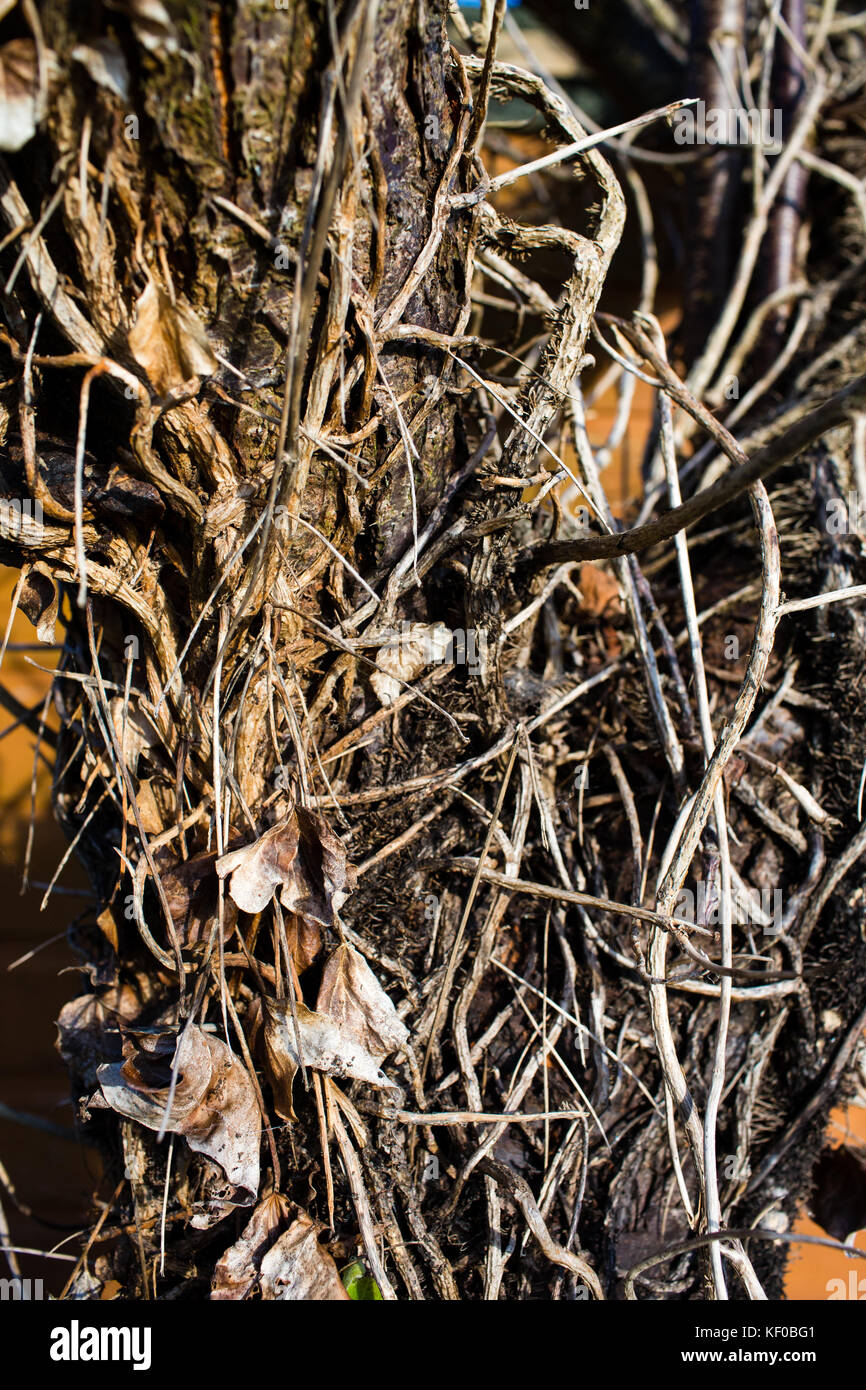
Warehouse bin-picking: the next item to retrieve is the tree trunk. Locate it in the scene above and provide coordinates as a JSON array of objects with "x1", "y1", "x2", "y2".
[
  {"x1": 3, "y1": 0, "x2": 482, "y2": 1298},
  {"x1": 3, "y1": 0, "x2": 866, "y2": 1305}
]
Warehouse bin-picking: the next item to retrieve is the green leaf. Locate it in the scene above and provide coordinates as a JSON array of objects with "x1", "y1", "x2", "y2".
[{"x1": 341, "y1": 1260, "x2": 383, "y2": 1300}]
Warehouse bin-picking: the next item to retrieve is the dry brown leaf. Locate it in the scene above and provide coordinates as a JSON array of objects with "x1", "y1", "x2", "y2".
[
  {"x1": 284, "y1": 910, "x2": 321, "y2": 974},
  {"x1": 56, "y1": 983, "x2": 142, "y2": 1088},
  {"x1": 0, "y1": 40, "x2": 48, "y2": 151},
  {"x1": 96, "y1": 907, "x2": 119, "y2": 954},
  {"x1": 316, "y1": 943, "x2": 410, "y2": 1063},
  {"x1": 126, "y1": 778, "x2": 164, "y2": 835},
  {"x1": 109, "y1": 698, "x2": 160, "y2": 773},
  {"x1": 71, "y1": 39, "x2": 130, "y2": 101},
  {"x1": 154, "y1": 847, "x2": 220, "y2": 948},
  {"x1": 259, "y1": 1210, "x2": 350, "y2": 1301},
  {"x1": 262, "y1": 948, "x2": 407, "y2": 1121},
  {"x1": 370, "y1": 622, "x2": 451, "y2": 706},
  {"x1": 128, "y1": 278, "x2": 217, "y2": 395},
  {"x1": 576, "y1": 563, "x2": 622, "y2": 619},
  {"x1": 216, "y1": 816, "x2": 299, "y2": 914},
  {"x1": 95, "y1": 1025, "x2": 260, "y2": 1206},
  {"x1": 216, "y1": 807, "x2": 355, "y2": 942},
  {"x1": 261, "y1": 1001, "x2": 301, "y2": 1123},
  {"x1": 263, "y1": 1000, "x2": 396, "y2": 1122},
  {"x1": 280, "y1": 807, "x2": 356, "y2": 929},
  {"x1": 263, "y1": 1000, "x2": 391, "y2": 1119},
  {"x1": 211, "y1": 1193, "x2": 292, "y2": 1300},
  {"x1": 18, "y1": 562, "x2": 59, "y2": 644}
]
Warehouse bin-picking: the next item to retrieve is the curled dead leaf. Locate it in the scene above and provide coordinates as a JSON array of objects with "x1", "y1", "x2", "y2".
[
  {"x1": 284, "y1": 911, "x2": 321, "y2": 974},
  {"x1": 216, "y1": 815, "x2": 299, "y2": 915},
  {"x1": 109, "y1": 698, "x2": 161, "y2": 773},
  {"x1": 261, "y1": 1001, "x2": 302, "y2": 1123},
  {"x1": 126, "y1": 777, "x2": 165, "y2": 835},
  {"x1": 94, "y1": 1024, "x2": 260, "y2": 1206},
  {"x1": 281, "y1": 807, "x2": 356, "y2": 929},
  {"x1": 212, "y1": 1196, "x2": 348, "y2": 1300},
  {"x1": 55, "y1": 982, "x2": 142, "y2": 1089},
  {"x1": 18, "y1": 562, "x2": 59, "y2": 644},
  {"x1": 263, "y1": 1001, "x2": 395, "y2": 1122},
  {"x1": 576, "y1": 563, "x2": 622, "y2": 619},
  {"x1": 0, "y1": 40, "x2": 53, "y2": 151},
  {"x1": 259, "y1": 1210, "x2": 350, "y2": 1301},
  {"x1": 96, "y1": 906, "x2": 119, "y2": 953},
  {"x1": 211, "y1": 1192, "x2": 292, "y2": 1300},
  {"x1": 154, "y1": 846, "x2": 221, "y2": 948},
  {"x1": 216, "y1": 807, "x2": 355, "y2": 950},
  {"x1": 128, "y1": 278, "x2": 217, "y2": 395},
  {"x1": 262, "y1": 946, "x2": 408, "y2": 1120},
  {"x1": 317, "y1": 943, "x2": 410, "y2": 1062},
  {"x1": 71, "y1": 39, "x2": 130, "y2": 101}
]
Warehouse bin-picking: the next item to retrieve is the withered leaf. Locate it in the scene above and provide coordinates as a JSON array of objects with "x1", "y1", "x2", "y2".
[
  {"x1": 211, "y1": 1193, "x2": 292, "y2": 1300},
  {"x1": 216, "y1": 806, "x2": 355, "y2": 939},
  {"x1": 96, "y1": 906, "x2": 119, "y2": 953},
  {"x1": 128, "y1": 278, "x2": 217, "y2": 395},
  {"x1": 261, "y1": 1001, "x2": 302, "y2": 1123},
  {"x1": 576, "y1": 563, "x2": 622, "y2": 619},
  {"x1": 263, "y1": 1001, "x2": 395, "y2": 1122},
  {"x1": 56, "y1": 983, "x2": 141, "y2": 1089},
  {"x1": 154, "y1": 847, "x2": 220, "y2": 948},
  {"x1": 284, "y1": 910, "x2": 321, "y2": 974},
  {"x1": 188, "y1": 1157, "x2": 258, "y2": 1232},
  {"x1": 216, "y1": 815, "x2": 299, "y2": 915},
  {"x1": 0, "y1": 40, "x2": 47, "y2": 151},
  {"x1": 259, "y1": 1210, "x2": 350, "y2": 1301},
  {"x1": 71, "y1": 39, "x2": 130, "y2": 102},
  {"x1": 123, "y1": 0, "x2": 180, "y2": 57},
  {"x1": 110, "y1": 698, "x2": 161, "y2": 774},
  {"x1": 95, "y1": 1025, "x2": 260, "y2": 1206},
  {"x1": 65, "y1": 1265, "x2": 107, "y2": 1301},
  {"x1": 281, "y1": 807, "x2": 356, "y2": 929},
  {"x1": 127, "y1": 777, "x2": 165, "y2": 835},
  {"x1": 18, "y1": 563, "x2": 59, "y2": 644},
  {"x1": 262, "y1": 949, "x2": 407, "y2": 1121},
  {"x1": 316, "y1": 944, "x2": 409, "y2": 1063}
]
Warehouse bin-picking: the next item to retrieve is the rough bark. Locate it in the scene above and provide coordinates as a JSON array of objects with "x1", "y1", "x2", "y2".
[{"x1": 3, "y1": 0, "x2": 866, "y2": 1305}]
